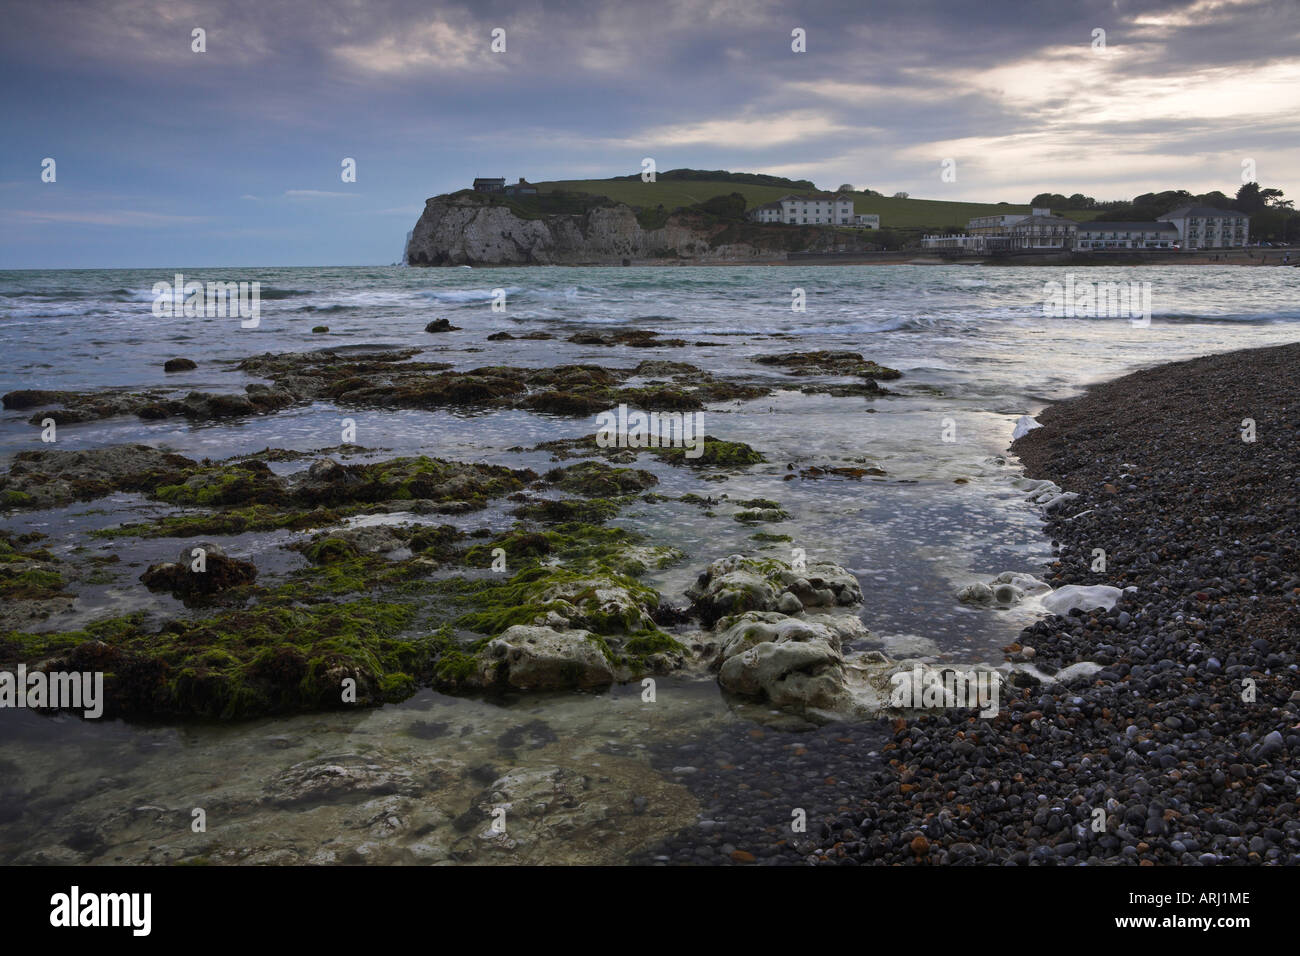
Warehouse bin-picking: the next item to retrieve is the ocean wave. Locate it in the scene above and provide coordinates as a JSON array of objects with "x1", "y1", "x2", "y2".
[
  {"x1": 1146, "y1": 311, "x2": 1299, "y2": 323},
  {"x1": 295, "y1": 304, "x2": 362, "y2": 313},
  {"x1": 1034, "y1": 311, "x2": 1299, "y2": 324},
  {"x1": 418, "y1": 286, "x2": 525, "y2": 303},
  {"x1": 0, "y1": 289, "x2": 123, "y2": 300},
  {"x1": 0, "y1": 305, "x2": 137, "y2": 320},
  {"x1": 257, "y1": 287, "x2": 314, "y2": 300}
]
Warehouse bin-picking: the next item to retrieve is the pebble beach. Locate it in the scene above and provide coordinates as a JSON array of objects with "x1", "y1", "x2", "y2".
[{"x1": 638, "y1": 342, "x2": 1300, "y2": 865}]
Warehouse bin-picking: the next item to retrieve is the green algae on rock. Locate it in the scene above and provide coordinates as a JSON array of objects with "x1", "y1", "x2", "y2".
[
  {"x1": 428, "y1": 520, "x2": 689, "y2": 689},
  {"x1": 464, "y1": 523, "x2": 683, "y2": 578},
  {"x1": 6, "y1": 446, "x2": 536, "y2": 519},
  {"x1": 90, "y1": 505, "x2": 351, "y2": 539},
  {"x1": 510, "y1": 497, "x2": 624, "y2": 524},
  {"x1": 0, "y1": 599, "x2": 426, "y2": 719},
  {"x1": 541, "y1": 461, "x2": 658, "y2": 496},
  {"x1": 139, "y1": 544, "x2": 259, "y2": 603},
  {"x1": 566, "y1": 329, "x2": 686, "y2": 347},
  {"x1": 651, "y1": 435, "x2": 764, "y2": 468},
  {"x1": 752, "y1": 350, "x2": 902, "y2": 380},
  {"x1": 732, "y1": 497, "x2": 791, "y2": 523},
  {"x1": 1, "y1": 445, "x2": 198, "y2": 510},
  {"x1": 5, "y1": 346, "x2": 782, "y2": 432},
  {"x1": 0, "y1": 534, "x2": 76, "y2": 629}
]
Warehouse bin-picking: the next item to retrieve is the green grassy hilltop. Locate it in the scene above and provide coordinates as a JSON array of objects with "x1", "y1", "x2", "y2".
[{"x1": 533, "y1": 173, "x2": 1098, "y2": 229}]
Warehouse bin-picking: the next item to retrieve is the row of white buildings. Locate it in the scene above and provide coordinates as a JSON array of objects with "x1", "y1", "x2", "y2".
[
  {"x1": 922, "y1": 205, "x2": 1249, "y2": 252},
  {"x1": 747, "y1": 192, "x2": 880, "y2": 229}
]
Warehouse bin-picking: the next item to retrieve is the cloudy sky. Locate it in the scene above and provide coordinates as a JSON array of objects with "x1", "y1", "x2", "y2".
[{"x1": 2, "y1": 0, "x2": 1297, "y2": 267}]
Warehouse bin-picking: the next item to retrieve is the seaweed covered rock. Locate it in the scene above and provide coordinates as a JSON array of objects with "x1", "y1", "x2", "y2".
[
  {"x1": 58, "y1": 451, "x2": 533, "y2": 532},
  {"x1": 541, "y1": 461, "x2": 658, "y2": 496},
  {"x1": 185, "y1": 386, "x2": 297, "y2": 419},
  {"x1": 277, "y1": 455, "x2": 533, "y2": 512},
  {"x1": 463, "y1": 524, "x2": 681, "y2": 578},
  {"x1": 484, "y1": 330, "x2": 553, "y2": 340},
  {"x1": 446, "y1": 528, "x2": 688, "y2": 682},
  {"x1": 0, "y1": 536, "x2": 74, "y2": 629},
  {"x1": 18, "y1": 346, "x2": 785, "y2": 429},
  {"x1": 1, "y1": 445, "x2": 197, "y2": 509},
  {"x1": 6, "y1": 599, "x2": 424, "y2": 719},
  {"x1": 752, "y1": 350, "x2": 902, "y2": 380},
  {"x1": 139, "y1": 544, "x2": 258, "y2": 600},
  {"x1": 566, "y1": 329, "x2": 686, "y2": 348},
  {"x1": 650, "y1": 435, "x2": 764, "y2": 468},
  {"x1": 732, "y1": 497, "x2": 790, "y2": 523},
  {"x1": 458, "y1": 565, "x2": 661, "y2": 637},
  {"x1": 678, "y1": 553, "x2": 895, "y2": 723},
  {"x1": 155, "y1": 460, "x2": 287, "y2": 507},
  {"x1": 2, "y1": 389, "x2": 76, "y2": 410},
  {"x1": 706, "y1": 602, "x2": 1010, "y2": 725}
]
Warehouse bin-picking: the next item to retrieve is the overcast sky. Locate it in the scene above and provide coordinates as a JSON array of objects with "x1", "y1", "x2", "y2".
[{"x1": 3, "y1": 0, "x2": 1297, "y2": 268}]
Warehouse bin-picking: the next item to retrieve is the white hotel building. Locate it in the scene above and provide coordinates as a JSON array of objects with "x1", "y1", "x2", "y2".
[
  {"x1": 924, "y1": 204, "x2": 1249, "y2": 253},
  {"x1": 1157, "y1": 205, "x2": 1249, "y2": 249},
  {"x1": 1074, "y1": 221, "x2": 1180, "y2": 250},
  {"x1": 749, "y1": 193, "x2": 859, "y2": 225}
]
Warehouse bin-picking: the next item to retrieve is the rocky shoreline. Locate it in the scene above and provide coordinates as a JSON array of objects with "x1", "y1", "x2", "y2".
[
  {"x1": 638, "y1": 342, "x2": 1300, "y2": 865},
  {"x1": 5, "y1": 332, "x2": 1297, "y2": 865},
  {"x1": 0, "y1": 343, "x2": 916, "y2": 724}
]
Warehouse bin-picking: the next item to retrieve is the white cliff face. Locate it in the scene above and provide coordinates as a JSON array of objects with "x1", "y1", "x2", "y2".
[{"x1": 405, "y1": 195, "x2": 876, "y2": 265}]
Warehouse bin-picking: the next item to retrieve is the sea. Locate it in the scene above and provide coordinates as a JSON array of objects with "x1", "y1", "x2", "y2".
[{"x1": 1, "y1": 263, "x2": 1297, "y2": 863}]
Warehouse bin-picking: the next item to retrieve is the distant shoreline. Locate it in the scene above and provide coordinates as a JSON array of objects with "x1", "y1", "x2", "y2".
[
  {"x1": 657, "y1": 248, "x2": 1297, "y2": 267},
  {"x1": 418, "y1": 248, "x2": 1297, "y2": 268}
]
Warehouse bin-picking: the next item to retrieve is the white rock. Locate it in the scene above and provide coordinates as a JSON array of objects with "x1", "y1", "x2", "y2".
[
  {"x1": 718, "y1": 639, "x2": 855, "y2": 716},
  {"x1": 777, "y1": 592, "x2": 803, "y2": 614},
  {"x1": 958, "y1": 572, "x2": 1050, "y2": 607},
  {"x1": 956, "y1": 581, "x2": 995, "y2": 604},
  {"x1": 1012, "y1": 477, "x2": 1058, "y2": 495},
  {"x1": 1041, "y1": 491, "x2": 1080, "y2": 512},
  {"x1": 1055, "y1": 661, "x2": 1105, "y2": 682},
  {"x1": 1040, "y1": 584, "x2": 1126, "y2": 616},
  {"x1": 1003, "y1": 660, "x2": 1103, "y2": 685},
  {"x1": 993, "y1": 571, "x2": 1052, "y2": 593},
  {"x1": 715, "y1": 611, "x2": 840, "y2": 661},
  {"x1": 688, "y1": 553, "x2": 863, "y2": 620},
  {"x1": 1012, "y1": 415, "x2": 1042, "y2": 440},
  {"x1": 803, "y1": 612, "x2": 872, "y2": 645},
  {"x1": 482, "y1": 625, "x2": 614, "y2": 690}
]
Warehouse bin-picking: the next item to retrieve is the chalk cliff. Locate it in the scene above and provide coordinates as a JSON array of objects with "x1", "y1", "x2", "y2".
[{"x1": 405, "y1": 193, "x2": 879, "y2": 266}]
